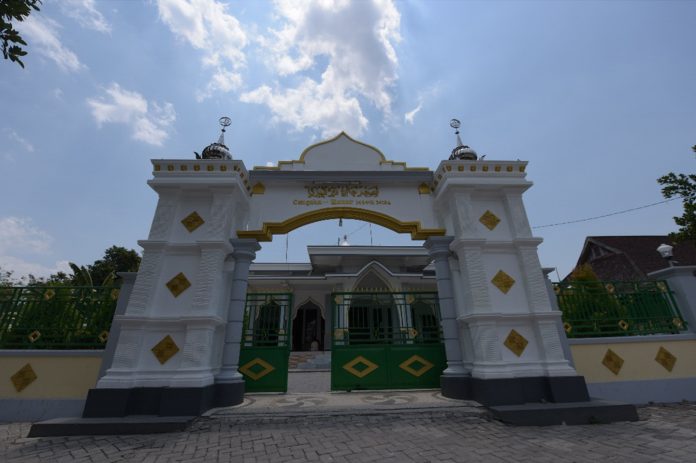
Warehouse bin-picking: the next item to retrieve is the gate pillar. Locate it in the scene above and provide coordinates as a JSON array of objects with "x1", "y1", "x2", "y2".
[
  {"x1": 82, "y1": 158, "x2": 251, "y2": 417},
  {"x1": 433, "y1": 160, "x2": 588, "y2": 406},
  {"x1": 424, "y1": 236, "x2": 466, "y2": 376},
  {"x1": 215, "y1": 239, "x2": 260, "y2": 403}
]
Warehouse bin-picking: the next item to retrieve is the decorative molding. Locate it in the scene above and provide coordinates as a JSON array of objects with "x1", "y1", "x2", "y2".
[
  {"x1": 602, "y1": 349, "x2": 624, "y2": 375},
  {"x1": 151, "y1": 335, "x2": 180, "y2": 365},
  {"x1": 399, "y1": 355, "x2": 434, "y2": 377},
  {"x1": 239, "y1": 358, "x2": 275, "y2": 381},
  {"x1": 537, "y1": 320, "x2": 564, "y2": 361},
  {"x1": 192, "y1": 248, "x2": 226, "y2": 310},
  {"x1": 126, "y1": 249, "x2": 163, "y2": 314},
  {"x1": 207, "y1": 194, "x2": 234, "y2": 240},
  {"x1": 251, "y1": 182, "x2": 266, "y2": 194},
  {"x1": 166, "y1": 272, "x2": 191, "y2": 298},
  {"x1": 252, "y1": 131, "x2": 429, "y2": 171},
  {"x1": 503, "y1": 329, "x2": 528, "y2": 357},
  {"x1": 470, "y1": 324, "x2": 500, "y2": 362},
  {"x1": 417, "y1": 182, "x2": 431, "y2": 195},
  {"x1": 343, "y1": 355, "x2": 379, "y2": 378},
  {"x1": 237, "y1": 207, "x2": 445, "y2": 241},
  {"x1": 11, "y1": 363, "x2": 37, "y2": 392},
  {"x1": 181, "y1": 211, "x2": 205, "y2": 233},
  {"x1": 180, "y1": 329, "x2": 213, "y2": 368},
  {"x1": 491, "y1": 270, "x2": 515, "y2": 294},
  {"x1": 111, "y1": 330, "x2": 142, "y2": 369},
  {"x1": 517, "y1": 248, "x2": 552, "y2": 311},
  {"x1": 479, "y1": 210, "x2": 500, "y2": 231},
  {"x1": 655, "y1": 346, "x2": 677, "y2": 372},
  {"x1": 149, "y1": 197, "x2": 177, "y2": 240}
]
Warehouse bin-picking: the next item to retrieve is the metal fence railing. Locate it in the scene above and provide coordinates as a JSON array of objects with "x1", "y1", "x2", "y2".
[
  {"x1": 241, "y1": 293, "x2": 293, "y2": 348},
  {"x1": 0, "y1": 286, "x2": 119, "y2": 349},
  {"x1": 332, "y1": 292, "x2": 442, "y2": 346},
  {"x1": 553, "y1": 280, "x2": 687, "y2": 338}
]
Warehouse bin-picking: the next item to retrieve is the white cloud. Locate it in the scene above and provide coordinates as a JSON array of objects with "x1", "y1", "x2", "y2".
[
  {"x1": 404, "y1": 103, "x2": 422, "y2": 125},
  {"x1": 403, "y1": 82, "x2": 441, "y2": 126},
  {"x1": 17, "y1": 15, "x2": 84, "y2": 72},
  {"x1": 2, "y1": 128, "x2": 34, "y2": 152},
  {"x1": 60, "y1": 0, "x2": 111, "y2": 33},
  {"x1": 0, "y1": 256, "x2": 71, "y2": 281},
  {"x1": 242, "y1": 0, "x2": 401, "y2": 137},
  {"x1": 0, "y1": 217, "x2": 52, "y2": 255},
  {"x1": 87, "y1": 83, "x2": 176, "y2": 146},
  {"x1": 0, "y1": 217, "x2": 71, "y2": 280},
  {"x1": 156, "y1": 0, "x2": 247, "y2": 100}
]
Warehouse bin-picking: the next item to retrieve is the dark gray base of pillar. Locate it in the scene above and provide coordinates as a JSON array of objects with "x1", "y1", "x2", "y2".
[
  {"x1": 28, "y1": 416, "x2": 194, "y2": 437},
  {"x1": 81, "y1": 381, "x2": 245, "y2": 418},
  {"x1": 441, "y1": 375, "x2": 590, "y2": 406},
  {"x1": 489, "y1": 400, "x2": 639, "y2": 426},
  {"x1": 441, "y1": 374, "x2": 638, "y2": 425}
]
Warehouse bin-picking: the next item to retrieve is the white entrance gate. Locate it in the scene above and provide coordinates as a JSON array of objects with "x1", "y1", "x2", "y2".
[{"x1": 84, "y1": 131, "x2": 585, "y2": 417}]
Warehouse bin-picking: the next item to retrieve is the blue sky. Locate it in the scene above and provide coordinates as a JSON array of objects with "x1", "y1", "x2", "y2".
[{"x1": 0, "y1": 0, "x2": 694, "y2": 282}]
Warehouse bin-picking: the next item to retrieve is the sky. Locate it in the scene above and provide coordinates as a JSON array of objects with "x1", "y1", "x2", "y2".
[{"x1": 0, "y1": 0, "x2": 694, "y2": 282}]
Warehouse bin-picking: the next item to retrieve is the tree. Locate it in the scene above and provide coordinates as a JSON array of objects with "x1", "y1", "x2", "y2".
[
  {"x1": 86, "y1": 246, "x2": 141, "y2": 286},
  {"x1": 1, "y1": 0, "x2": 41, "y2": 68},
  {"x1": 658, "y1": 145, "x2": 696, "y2": 244}
]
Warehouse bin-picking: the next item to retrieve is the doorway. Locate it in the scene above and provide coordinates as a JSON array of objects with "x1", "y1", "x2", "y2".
[{"x1": 292, "y1": 301, "x2": 325, "y2": 351}]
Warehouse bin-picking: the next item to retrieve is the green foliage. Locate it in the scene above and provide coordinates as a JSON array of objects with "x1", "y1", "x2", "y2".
[
  {"x1": 569, "y1": 263, "x2": 599, "y2": 282},
  {"x1": 657, "y1": 146, "x2": 696, "y2": 244},
  {"x1": 1, "y1": 0, "x2": 41, "y2": 68}
]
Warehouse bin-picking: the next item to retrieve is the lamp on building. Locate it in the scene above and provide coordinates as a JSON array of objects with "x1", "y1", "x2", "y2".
[
  {"x1": 339, "y1": 235, "x2": 350, "y2": 246},
  {"x1": 657, "y1": 243, "x2": 675, "y2": 267}
]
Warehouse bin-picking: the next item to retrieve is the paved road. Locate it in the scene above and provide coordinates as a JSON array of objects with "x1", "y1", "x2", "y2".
[{"x1": 2, "y1": 396, "x2": 696, "y2": 462}]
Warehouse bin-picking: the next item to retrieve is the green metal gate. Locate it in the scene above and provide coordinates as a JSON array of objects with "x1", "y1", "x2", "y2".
[
  {"x1": 238, "y1": 293, "x2": 292, "y2": 392},
  {"x1": 331, "y1": 292, "x2": 446, "y2": 391}
]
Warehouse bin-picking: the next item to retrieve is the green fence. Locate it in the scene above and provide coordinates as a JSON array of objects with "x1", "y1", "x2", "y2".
[
  {"x1": 554, "y1": 280, "x2": 687, "y2": 338},
  {"x1": 0, "y1": 286, "x2": 119, "y2": 349}
]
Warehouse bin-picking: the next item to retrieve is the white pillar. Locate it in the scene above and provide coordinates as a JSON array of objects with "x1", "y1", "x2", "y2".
[{"x1": 216, "y1": 239, "x2": 260, "y2": 383}]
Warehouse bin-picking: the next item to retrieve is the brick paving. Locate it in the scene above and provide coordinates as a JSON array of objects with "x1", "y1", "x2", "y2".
[{"x1": 3, "y1": 402, "x2": 696, "y2": 462}]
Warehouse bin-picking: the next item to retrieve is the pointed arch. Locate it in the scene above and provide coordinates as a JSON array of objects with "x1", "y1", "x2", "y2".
[{"x1": 236, "y1": 207, "x2": 445, "y2": 241}]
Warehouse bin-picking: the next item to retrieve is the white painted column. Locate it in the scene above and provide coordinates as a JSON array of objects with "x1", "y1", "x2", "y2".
[
  {"x1": 216, "y1": 238, "x2": 260, "y2": 383},
  {"x1": 424, "y1": 236, "x2": 466, "y2": 375}
]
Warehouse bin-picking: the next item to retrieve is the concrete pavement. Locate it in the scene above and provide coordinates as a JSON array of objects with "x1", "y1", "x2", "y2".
[{"x1": 3, "y1": 393, "x2": 696, "y2": 462}]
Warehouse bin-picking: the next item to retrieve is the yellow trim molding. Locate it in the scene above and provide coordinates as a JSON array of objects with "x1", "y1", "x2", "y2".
[{"x1": 236, "y1": 207, "x2": 446, "y2": 241}]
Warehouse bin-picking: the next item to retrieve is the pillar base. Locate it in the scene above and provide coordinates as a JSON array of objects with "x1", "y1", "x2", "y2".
[
  {"x1": 441, "y1": 374, "x2": 590, "y2": 406},
  {"x1": 82, "y1": 381, "x2": 245, "y2": 418}
]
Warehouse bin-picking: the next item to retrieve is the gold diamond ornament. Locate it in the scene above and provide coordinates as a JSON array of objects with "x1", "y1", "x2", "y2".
[
  {"x1": 602, "y1": 349, "x2": 624, "y2": 375},
  {"x1": 43, "y1": 289, "x2": 56, "y2": 301},
  {"x1": 166, "y1": 272, "x2": 191, "y2": 297},
  {"x1": 563, "y1": 322, "x2": 572, "y2": 333},
  {"x1": 618, "y1": 320, "x2": 629, "y2": 331},
  {"x1": 479, "y1": 210, "x2": 501, "y2": 231},
  {"x1": 239, "y1": 358, "x2": 275, "y2": 381},
  {"x1": 491, "y1": 270, "x2": 516, "y2": 294},
  {"x1": 98, "y1": 330, "x2": 109, "y2": 343},
  {"x1": 27, "y1": 330, "x2": 41, "y2": 343},
  {"x1": 504, "y1": 329, "x2": 529, "y2": 357},
  {"x1": 151, "y1": 335, "x2": 180, "y2": 365},
  {"x1": 343, "y1": 355, "x2": 379, "y2": 378},
  {"x1": 655, "y1": 346, "x2": 677, "y2": 372},
  {"x1": 399, "y1": 355, "x2": 434, "y2": 377},
  {"x1": 181, "y1": 211, "x2": 205, "y2": 232},
  {"x1": 11, "y1": 363, "x2": 37, "y2": 392}
]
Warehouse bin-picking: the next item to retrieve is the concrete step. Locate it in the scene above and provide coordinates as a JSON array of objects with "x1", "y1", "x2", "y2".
[{"x1": 289, "y1": 351, "x2": 332, "y2": 370}]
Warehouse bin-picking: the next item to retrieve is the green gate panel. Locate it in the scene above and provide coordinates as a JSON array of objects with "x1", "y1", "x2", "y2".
[
  {"x1": 331, "y1": 346, "x2": 389, "y2": 390},
  {"x1": 386, "y1": 344, "x2": 446, "y2": 389},
  {"x1": 239, "y1": 346, "x2": 289, "y2": 393},
  {"x1": 239, "y1": 293, "x2": 292, "y2": 393},
  {"x1": 331, "y1": 291, "x2": 446, "y2": 391}
]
